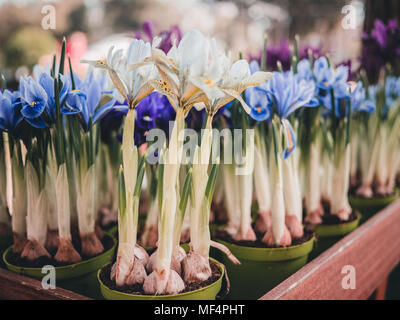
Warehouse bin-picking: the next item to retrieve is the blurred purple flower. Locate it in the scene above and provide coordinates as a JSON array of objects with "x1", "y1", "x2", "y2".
[
  {"x1": 134, "y1": 22, "x2": 182, "y2": 53},
  {"x1": 361, "y1": 19, "x2": 400, "y2": 84},
  {"x1": 299, "y1": 45, "x2": 323, "y2": 60},
  {"x1": 337, "y1": 60, "x2": 357, "y2": 81},
  {"x1": 249, "y1": 40, "x2": 323, "y2": 72}
]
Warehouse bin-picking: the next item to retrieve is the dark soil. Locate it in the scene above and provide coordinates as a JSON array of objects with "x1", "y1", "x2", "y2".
[
  {"x1": 317, "y1": 210, "x2": 358, "y2": 225},
  {"x1": 6, "y1": 235, "x2": 114, "y2": 268},
  {"x1": 349, "y1": 180, "x2": 396, "y2": 198},
  {"x1": 303, "y1": 200, "x2": 358, "y2": 226},
  {"x1": 213, "y1": 228, "x2": 314, "y2": 249},
  {"x1": 99, "y1": 260, "x2": 221, "y2": 296},
  {"x1": 102, "y1": 221, "x2": 117, "y2": 231}
]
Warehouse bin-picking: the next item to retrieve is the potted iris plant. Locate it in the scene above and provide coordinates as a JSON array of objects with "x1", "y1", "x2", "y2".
[
  {"x1": 94, "y1": 29, "x2": 269, "y2": 300},
  {"x1": 214, "y1": 51, "x2": 316, "y2": 298},
  {"x1": 2, "y1": 41, "x2": 119, "y2": 299}
]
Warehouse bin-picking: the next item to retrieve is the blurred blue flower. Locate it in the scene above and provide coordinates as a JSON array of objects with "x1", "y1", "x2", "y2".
[
  {"x1": 313, "y1": 57, "x2": 348, "y2": 92},
  {"x1": 326, "y1": 81, "x2": 375, "y2": 119},
  {"x1": 385, "y1": 76, "x2": 400, "y2": 107},
  {"x1": 295, "y1": 59, "x2": 314, "y2": 82},
  {"x1": 0, "y1": 89, "x2": 23, "y2": 134}
]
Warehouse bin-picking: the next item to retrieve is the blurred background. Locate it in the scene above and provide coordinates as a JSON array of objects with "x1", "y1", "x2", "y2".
[{"x1": 0, "y1": 0, "x2": 399, "y2": 86}]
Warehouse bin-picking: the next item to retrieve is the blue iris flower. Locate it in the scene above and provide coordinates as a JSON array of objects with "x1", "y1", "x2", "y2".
[
  {"x1": 295, "y1": 59, "x2": 314, "y2": 82},
  {"x1": 259, "y1": 71, "x2": 317, "y2": 158},
  {"x1": 64, "y1": 71, "x2": 122, "y2": 132},
  {"x1": 313, "y1": 57, "x2": 349, "y2": 91},
  {"x1": 245, "y1": 61, "x2": 272, "y2": 122},
  {"x1": 385, "y1": 76, "x2": 400, "y2": 107},
  {"x1": 311, "y1": 57, "x2": 352, "y2": 113},
  {"x1": 136, "y1": 92, "x2": 163, "y2": 131},
  {"x1": 39, "y1": 72, "x2": 70, "y2": 123},
  {"x1": 19, "y1": 72, "x2": 70, "y2": 128},
  {"x1": 19, "y1": 77, "x2": 48, "y2": 121},
  {"x1": 327, "y1": 81, "x2": 376, "y2": 119},
  {"x1": 0, "y1": 89, "x2": 23, "y2": 135}
]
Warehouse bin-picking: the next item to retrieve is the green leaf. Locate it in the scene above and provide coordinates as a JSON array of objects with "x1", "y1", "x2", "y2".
[
  {"x1": 205, "y1": 159, "x2": 220, "y2": 208},
  {"x1": 178, "y1": 168, "x2": 192, "y2": 213},
  {"x1": 51, "y1": 54, "x2": 56, "y2": 77},
  {"x1": 157, "y1": 151, "x2": 164, "y2": 215},
  {"x1": 0, "y1": 73, "x2": 6, "y2": 90},
  {"x1": 118, "y1": 165, "x2": 126, "y2": 219},
  {"x1": 59, "y1": 37, "x2": 66, "y2": 75},
  {"x1": 68, "y1": 54, "x2": 75, "y2": 90},
  {"x1": 261, "y1": 33, "x2": 267, "y2": 72},
  {"x1": 134, "y1": 155, "x2": 146, "y2": 198}
]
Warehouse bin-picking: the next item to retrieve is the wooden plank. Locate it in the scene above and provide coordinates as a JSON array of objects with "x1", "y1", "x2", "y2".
[
  {"x1": 260, "y1": 199, "x2": 400, "y2": 300},
  {"x1": 375, "y1": 277, "x2": 388, "y2": 300},
  {"x1": 0, "y1": 268, "x2": 92, "y2": 300}
]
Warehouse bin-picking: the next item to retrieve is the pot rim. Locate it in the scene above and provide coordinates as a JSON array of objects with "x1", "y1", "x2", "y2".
[
  {"x1": 216, "y1": 234, "x2": 315, "y2": 262},
  {"x1": 314, "y1": 211, "x2": 361, "y2": 236},
  {"x1": 2, "y1": 233, "x2": 117, "y2": 278},
  {"x1": 97, "y1": 257, "x2": 224, "y2": 299},
  {"x1": 349, "y1": 192, "x2": 398, "y2": 206}
]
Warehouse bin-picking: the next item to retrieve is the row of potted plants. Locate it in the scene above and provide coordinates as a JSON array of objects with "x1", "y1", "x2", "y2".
[{"x1": 0, "y1": 20, "x2": 399, "y2": 300}]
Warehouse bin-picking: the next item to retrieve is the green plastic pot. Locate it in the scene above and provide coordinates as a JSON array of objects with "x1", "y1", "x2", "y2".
[
  {"x1": 349, "y1": 193, "x2": 397, "y2": 224},
  {"x1": 309, "y1": 212, "x2": 361, "y2": 260},
  {"x1": 0, "y1": 230, "x2": 12, "y2": 268},
  {"x1": 104, "y1": 224, "x2": 118, "y2": 237},
  {"x1": 3, "y1": 234, "x2": 117, "y2": 299},
  {"x1": 216, "y1": 236, "x2": 315, "y2": 300},
  {"x1": 98, "y1": 257, "x2": 225, "y2": 300}
]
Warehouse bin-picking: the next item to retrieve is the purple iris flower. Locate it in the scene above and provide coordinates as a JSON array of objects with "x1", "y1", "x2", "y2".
[
  {"x1": 134, "y1": 22, "x2": 182, "y2": 53},
  {"x1": 299, "y1": 45, "x2": 323, "y2": 60},
  {"x1": 361, "y1": 19, "x2": 400, "y2": 84},
  {"x1": 249, "y1": 40, "x2": 323, "y2": 72}
]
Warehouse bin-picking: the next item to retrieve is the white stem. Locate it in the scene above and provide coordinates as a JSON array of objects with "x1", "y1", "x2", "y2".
[
  {"x1": 223, "y1": 164, "x2": 240, "y2": 234},
  {"x1": 156, "y1": 108, "x2": 185, "y2": 289},
  {"x1": 321, "y1": 151, "x2": 332, "y2": 201},
  {"x1": 331, "y1": 143, "x2": 351, "y2": 216},
  {"x1": 269, "y1": 150, "x2": 285, "y2": 245},
  {"x1": 3, "y1": 132, "x2": 13, "y2": 217},
  {"x1": 282, "y1": 154, "x2": 302, "y2": 222},
  {"x1": 238, "y1": 172, "x2": 253, "y2": 239},
  {"x1": 375, "y1": 126, "x2": 388, "y2": 188},
  {"x1": 25, "y1": 161, "x2": 47, "y2": 245},
  {"x1": 76, "y1": 164, "x2": 96, "y2": 236},
  {"x1": 55, "y1": 164, "x2": 72, "y2": 240},
  {"x1": 190, "y1": 116, "x2": 213, "y2": 257},
  {"x1": 45, "y1": 154, "x2": 58, "y2": 231},
  {"x1": 305, "y1": 143, "x2": 321, "y2": 215},
  {"x1": 253, "y1": 144, "x2": 270, "y2": 213},
  {"x1": 11, "y1": 144, "x2": 26, "y2": 235},
  {"x1": 0, "y1": 147, "x2": 9, "y2": 225}
]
